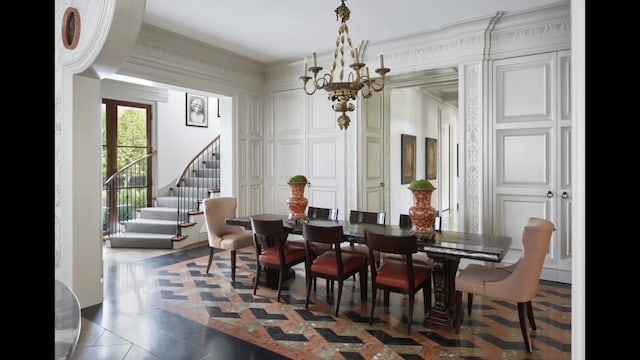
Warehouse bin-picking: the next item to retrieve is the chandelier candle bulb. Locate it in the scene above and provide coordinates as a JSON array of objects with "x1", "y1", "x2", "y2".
[
  {"x1": 313, "y1": 51, "x2": 317, "y2": 67},
  {"x1": 304, "y1": 57, "x2": 308, "y2": 75},
  {"x1": 380, "y1": 54, "x2": 384, "y2": 68}
]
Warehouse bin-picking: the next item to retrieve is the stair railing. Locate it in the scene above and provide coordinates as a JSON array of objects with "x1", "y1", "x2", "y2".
[
  {"x1": 102, "y1": 151, "x2": 157, "y2": 237},
  {"x1": 173, "y1": 135, "x2": 221, "y2": 234}
]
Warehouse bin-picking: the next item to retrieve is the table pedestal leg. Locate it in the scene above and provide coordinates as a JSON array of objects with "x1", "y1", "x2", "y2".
[
  {"x1": 424, "y1": 254, "x2": 459, "y2": 330},
  {"x1": 262, "y1": 267, "x2": 296, "y2": 290}
]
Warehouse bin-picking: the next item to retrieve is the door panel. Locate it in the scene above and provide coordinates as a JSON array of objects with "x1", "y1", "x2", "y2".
[
  {"x1": 492, "y1": 51, "x2": 571, "y2": 283},
  {"x1": 361, "y1": 93, "x2": 385, "y2": 216},
  {"x1": 495, "y1": 194, "x2": 553, "y2": 264}
]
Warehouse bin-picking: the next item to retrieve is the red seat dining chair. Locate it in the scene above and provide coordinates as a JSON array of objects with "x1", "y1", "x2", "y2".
[
  {"x1": 454, "y1": 217, "x2": 555, "y2": 352},
  {"x1": 302, "y1": 222, "x2": 368, "y2": 316},
  {"x1": 382, "y1": 214, "x2": 435, "y2": 269},
  {"x1": 365, "y1": 228, "x2": 432, "y2": 335},
  {"x1": 288, "y1": 206, "x2": 340, "y2": 291},
  {"x1": 341, "y1": 210, "x2": 385, "y2": 262},
  {"x1": 289, "y1": 206, "x2": 339, "y2": 256},
  {"x1": 202, "y1": 197, "x2": 253, "y2": 282},
  {"x1": 250, "y1": 217, "x2": 308, "y2": 302}
]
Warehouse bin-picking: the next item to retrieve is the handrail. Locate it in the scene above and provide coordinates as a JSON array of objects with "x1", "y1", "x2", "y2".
[
  {"x1": 102, "y1": 151, "x2": 157, "y2": 237},
  {"x1": 173, "y1": 135, "x2": 221, "y2": 229},
  {"x1": 175, "y1": 135, "x2": 220, "y2": 188},
  {"x1": 104, "y1": 151, "x2": 157, "y2": 185}
]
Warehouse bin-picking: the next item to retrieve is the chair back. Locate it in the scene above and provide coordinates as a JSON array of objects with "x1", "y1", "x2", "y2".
[
  {"x1": 249, "y1": 217, "x2": 288, "y2": 261},
  {"x1": 486, "y1": 217, "x2": 555, "y2": 302},
  {"x1": 349, "y1": 210, "x2": 386, "y2": 225},
  {"x1": 399, "y1": 214, "x2": 412, "y2": 229},
  {"x1": 203, "y1": 197, "x2": 244, "y2": 246},
  {"x1": 364, "y1": 228, "x2": 430, "y2": 335},
  {"x1": 302, "y1": 222, "x2": 344, "y2": 246},
  {"x1": 302, "y1": 222, "x2": 345, "y2": 262},
  {"x1": 364, "y1": 229, "x2": 418, "y2": 259},
  {"x1": 308, "y1": 206, "x2": 339, "y2": 221}
]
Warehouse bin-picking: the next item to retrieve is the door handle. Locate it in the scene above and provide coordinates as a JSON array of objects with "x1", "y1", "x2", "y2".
[
  {"x1": 561, "y1": 191, "x2": 569, "y2": 199},
  {"x1": 546, "y1": 191, "x2": 553, "y2": 198}
]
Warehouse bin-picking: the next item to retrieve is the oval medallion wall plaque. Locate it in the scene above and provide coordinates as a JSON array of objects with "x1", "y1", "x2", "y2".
[{"x1": 62, "y1": 7, "x2": 81, "y2": 50}]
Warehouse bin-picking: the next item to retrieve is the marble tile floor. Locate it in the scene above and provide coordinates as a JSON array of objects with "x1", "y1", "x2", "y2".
[{"x1": 70, "y1": 211, "x2": 571, "y2": 359}]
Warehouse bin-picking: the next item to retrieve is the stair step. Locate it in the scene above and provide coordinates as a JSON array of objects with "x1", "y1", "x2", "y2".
[
  {"x1": 192, "y1": 168, "x2": 220, "y2": 178},
  {"x1": 139, "y1": 207, "x2": 188, "y2": 221},
  {"x1": 156, "y1": 196, "x2": 201, "y2": 209},
  {"x1": 108, "y1": 232, "x2": 175, "y2": 249},
  {"x1": 183, "y1": 176, "x2": 220, "y2": 188},
  {"x1": 122, "y1": 219, "x2": 179, "y2": 234}
]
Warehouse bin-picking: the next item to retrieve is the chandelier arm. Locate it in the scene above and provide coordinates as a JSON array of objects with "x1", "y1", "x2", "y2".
[{"x1": 301, "y1": 78, "x2": 318, "y2": 96}]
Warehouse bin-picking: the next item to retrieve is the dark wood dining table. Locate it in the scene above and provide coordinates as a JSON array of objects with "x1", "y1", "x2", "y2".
[{"x1": 227, "y1": 213, "x2": 512, "y2": 331}]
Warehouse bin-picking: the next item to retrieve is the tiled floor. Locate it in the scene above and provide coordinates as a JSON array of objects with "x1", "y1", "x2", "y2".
[{"x1": 71, "y1": 212, "x2": 571, "y2": 359}]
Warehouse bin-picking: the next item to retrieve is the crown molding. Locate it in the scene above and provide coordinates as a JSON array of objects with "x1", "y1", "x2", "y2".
[
  {"x1": 120, "y1": 24, "x2": 265, "y2": 95},
  {"x1": 101, "y1": 79, "x2": 169, "y2": 103}
]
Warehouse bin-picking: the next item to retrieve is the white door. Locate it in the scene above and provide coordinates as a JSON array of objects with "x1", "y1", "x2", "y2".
[
  {"x1": 360, "y1": 92, "x2": 385, "y2": 218},
  {"x1": 492, "y1": 51, "x2": 572, "y2": 284}
]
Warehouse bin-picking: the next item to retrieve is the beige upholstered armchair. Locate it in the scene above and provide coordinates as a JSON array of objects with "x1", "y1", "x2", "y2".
[
  {"x1": 454, "y1": 217, "x2": 555, "y2": 352},
  {"x1": 203, "y1": 197, "x2": 253, "y2": 282}
]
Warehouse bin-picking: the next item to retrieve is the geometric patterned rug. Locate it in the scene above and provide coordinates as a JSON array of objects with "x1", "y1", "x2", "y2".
[{"x1": 151, "y1": 248, "x2": 571, "y2": 360}]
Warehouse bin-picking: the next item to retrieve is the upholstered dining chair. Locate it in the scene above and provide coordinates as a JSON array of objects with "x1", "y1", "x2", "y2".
[
  {"x1": 383, "y1": 214, "x2": 435, "y2": 269},
  {"x1": 290, "y1": 206, "x2": 339, "y2": 253},
  {"x1": 302, "y1": 222, "x2": 368, "y2": 316},
  {"x1": 250, "y1": 217, "x2": 308, "y2": 302},
  {"x1": 289, "y1": 206, "x2": 340, "y2": 291},
  {"x1": 202, "y1": 197, "x2": 254, "y2": 282},
  {"x1": 341, "y1": 210, "x2": 385, "y2": 282},
  {"x1": 398, "y1": 214, "x2": 413, "y2": 229},
  {"x1": 454, "y1": 217, "x2": 555, "y2": 352},
  {"x1": 341, "y1": 210, "x2": 385, "y2": 260},
  {"x1": 364, "y1": 228, "x2": 432, "y2": 335},
  {"x1": 308, "y1": 206, "x2": 339, "y2": 222}
]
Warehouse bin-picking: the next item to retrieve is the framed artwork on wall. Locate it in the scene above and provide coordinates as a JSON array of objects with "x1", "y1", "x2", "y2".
[
  {"x1": 401, "y1": 134, "x2": 416, "y2": 184},
  {"x1": 426, "y1": 137, "x2": 438, "y2": 180},
  {"x1": 186, "y1": 94, "x2": 208, "y2": 127}
]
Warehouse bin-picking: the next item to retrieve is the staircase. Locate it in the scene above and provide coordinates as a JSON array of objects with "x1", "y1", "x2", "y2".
[{"x1": 105, "y1": 137, "x2": 221, "y2": 249}]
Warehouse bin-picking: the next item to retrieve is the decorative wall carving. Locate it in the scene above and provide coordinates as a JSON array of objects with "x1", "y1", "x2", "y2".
[{"x1": 463, "y1": 63, "x2": 481, "y2": 234}]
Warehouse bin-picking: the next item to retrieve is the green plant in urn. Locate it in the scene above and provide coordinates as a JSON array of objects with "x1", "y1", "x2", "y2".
[
  {"x1": 408, "y1": 179, "x2": 437, "y2": 238},
  {"x1": 287, "y1": 175, "x2": 309, "y2": 222}
]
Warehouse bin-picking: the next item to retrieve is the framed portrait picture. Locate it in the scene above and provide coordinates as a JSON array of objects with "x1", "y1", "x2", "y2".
[
  {"x1": 186, "y1": 94, "x2": 208, "y2": 127},
  {"x1": 401, "y1": 134, "x2": 416, "y2": 184},
  {"x1": 426, "y1": 137, "x2": 438, "y2": 180}
]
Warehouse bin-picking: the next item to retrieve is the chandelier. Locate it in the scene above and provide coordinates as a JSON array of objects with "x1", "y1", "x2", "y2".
[{"x1": 299, "y1": 0, "x2": 390, "y2": 130}]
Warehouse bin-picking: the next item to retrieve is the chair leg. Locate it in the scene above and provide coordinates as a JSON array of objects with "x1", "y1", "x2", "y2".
[
  {"x1": 230, "y1": 250, "x2": 237, "y2": 282},
  {"x1": 467, "y1": 293, "x2": 474, "y2": 315},
  {"x1": 517, "y1": 302, "x2": 533, "y2": 352},
  {"x1": 526, "y1": 301, "x2": 536, "y2": 330},
  {"x1": 206, "y1": 247, "x2": 215, "y2": 273},
  {"x1": 455, "y1": 290, "x2": 463, "y2": 334},
  {"x1": 335, "y1": 280, "x2": 344, "y2": 317},
  {"x1": 253, "y1": 263, "x2": 261, "y2": 296},
  {"x1": 423, "y1": 282, "x2": 431, "y2": 314},
  {"x1": 383, "y1": 291, "x2": 390, "y2": 307},
  {"x1": 369, "y1": 284, "x2": 377, "y2": 325},
  {"x1": 276, "y1": 267, "x2": 285, "y2": 302},
  {"x1": 305, "y1": 273, "x2": 313, "y2": 309},
  {"x1": 407, "y1": 292, "x2": 415, "y2": 335},
  {"x1": 359, "y1": 267, "x2": 367, "y2": 302}
]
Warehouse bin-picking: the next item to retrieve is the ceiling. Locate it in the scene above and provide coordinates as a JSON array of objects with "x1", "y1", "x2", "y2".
[
  {"x1": 143, "y1": 0, "x2": 565, "y2": 64},
  {"x1": 141, "y1": 0, "x2": 564, "y2": 107}
]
